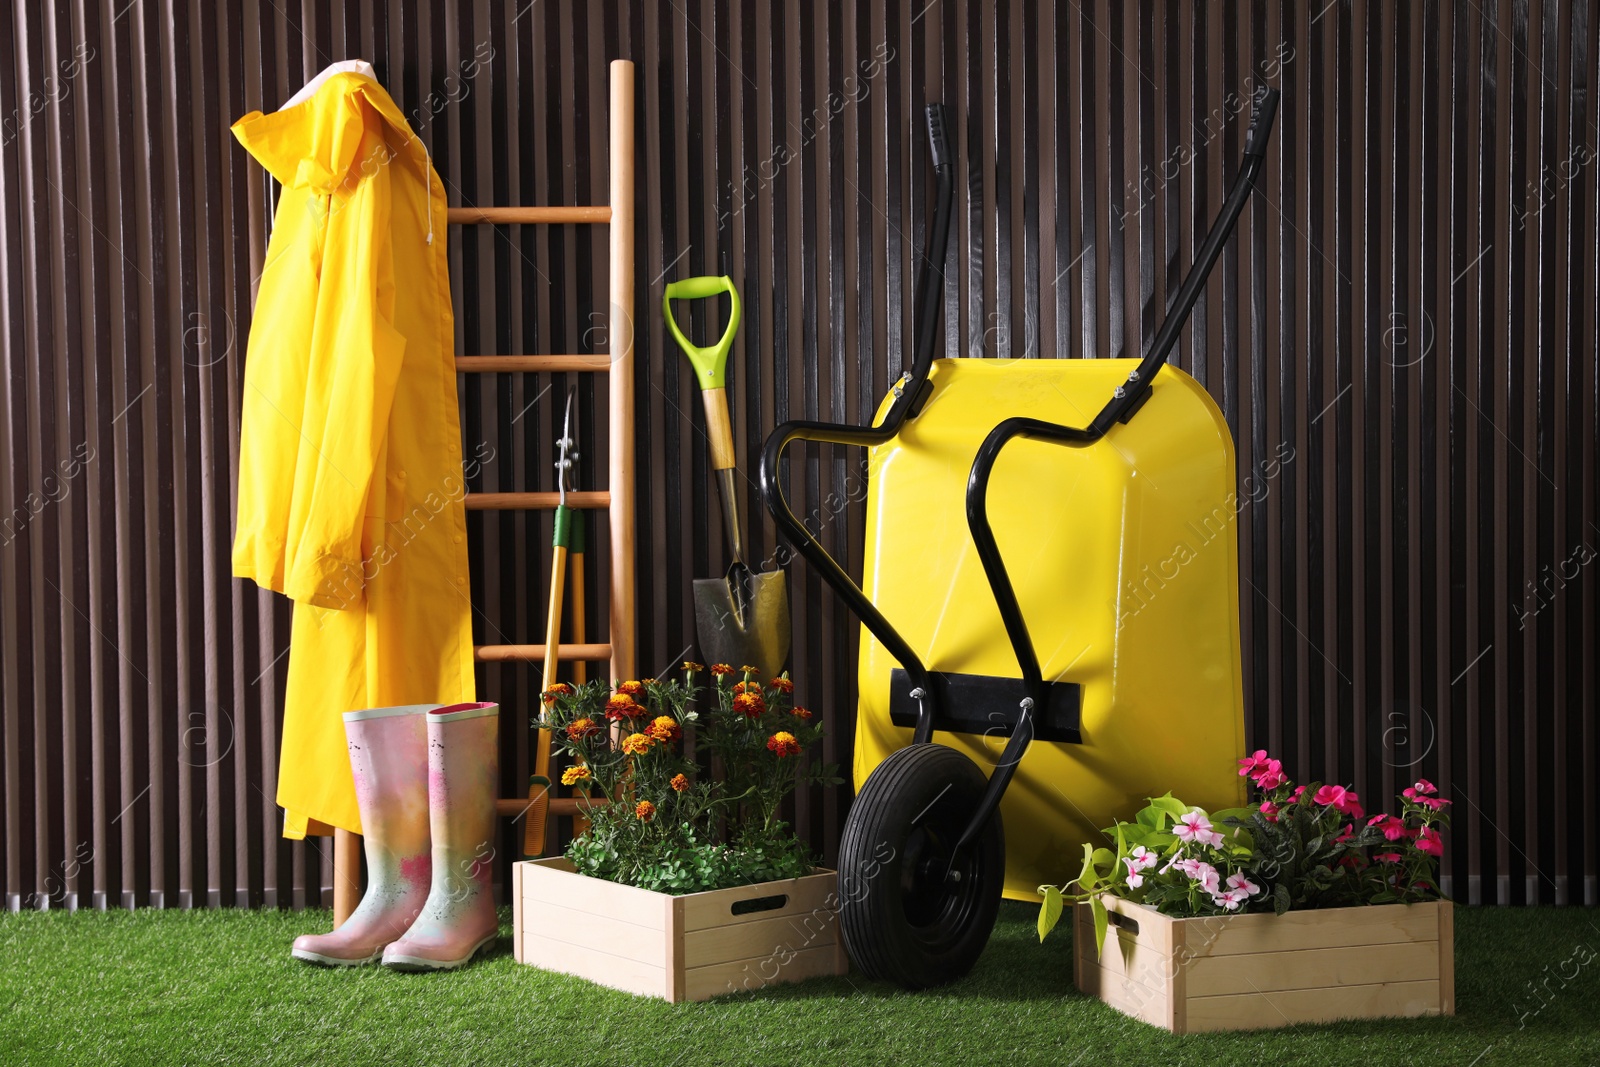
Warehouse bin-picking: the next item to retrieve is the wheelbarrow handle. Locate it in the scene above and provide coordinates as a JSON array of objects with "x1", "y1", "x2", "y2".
[
  {"x1": 964, "y1": 87, "x2": 1281, "y2": 736},
  {"x1": 758, "y1": 102, "x2": 958, "y2": 741},
  {"x1": 1089, "y1": 87, "x2": 1280, "y2": 436}
]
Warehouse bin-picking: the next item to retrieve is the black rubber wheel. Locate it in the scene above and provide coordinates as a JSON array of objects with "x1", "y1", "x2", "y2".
[{"x1": 836, "y1": 743, "x2": 1005, "y2": 988}]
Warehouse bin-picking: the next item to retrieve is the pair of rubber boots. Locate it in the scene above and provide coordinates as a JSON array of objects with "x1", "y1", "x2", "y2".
[{"x1": 292, "y1": 702, "x2": 500, "y2": 970}]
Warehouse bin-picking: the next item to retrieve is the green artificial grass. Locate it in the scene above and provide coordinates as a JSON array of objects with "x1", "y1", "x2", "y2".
[{"x1": 2, "y1": 901, "x2": 1597, "y2": 1066}]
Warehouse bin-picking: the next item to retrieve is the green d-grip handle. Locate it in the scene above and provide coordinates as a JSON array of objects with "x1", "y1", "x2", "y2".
[{"x1": 663, "y1": 275, "x2": 741, "y2": 390}]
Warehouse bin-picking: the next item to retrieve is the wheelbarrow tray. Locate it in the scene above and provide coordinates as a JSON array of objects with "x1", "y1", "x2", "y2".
[{"x1": 854, "y1": 356, "x2": 1249, "y2": 901}]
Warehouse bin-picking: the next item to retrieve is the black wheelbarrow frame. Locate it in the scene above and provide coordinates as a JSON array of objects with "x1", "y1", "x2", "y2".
[{"x1": 758, "y1": 92, "x2": 1281, "y2": 987}]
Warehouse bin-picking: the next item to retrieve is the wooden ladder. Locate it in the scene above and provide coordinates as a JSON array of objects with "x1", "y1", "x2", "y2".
[{"x1": 332, "y1": 59, "x2": 636, "y2": 925}]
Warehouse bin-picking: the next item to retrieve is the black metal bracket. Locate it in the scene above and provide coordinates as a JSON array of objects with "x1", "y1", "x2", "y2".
[{"x1": 889, "y1": 668, "x2": 1080, "y2": 742}]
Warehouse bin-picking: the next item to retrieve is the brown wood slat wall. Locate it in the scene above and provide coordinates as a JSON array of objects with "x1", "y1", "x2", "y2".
[{"x1": 2, "y1": 1, "x2": 1596, "y2": 911}]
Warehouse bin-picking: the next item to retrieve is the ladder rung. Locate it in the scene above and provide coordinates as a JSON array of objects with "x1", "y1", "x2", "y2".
[
  {"x1": 496, "y1": 797, "x2": 607, "y2": 818},
  {"x1": 448, "y1": 206, "x2": 610, "y2": 225},
  {"x1": 473, "y1": 642, "x2": 613, "y2": 663},
  {"x1": 457, "y1": 355, "x2": 612, "y2": 373},
  {"x1": 465, "y1": 491, "x2": 610, "y2": 511}
]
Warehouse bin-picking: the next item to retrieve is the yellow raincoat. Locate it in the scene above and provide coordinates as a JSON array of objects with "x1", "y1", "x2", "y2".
[{"x1": 231, "y1": 71, "x2": 476, "y2": 839}]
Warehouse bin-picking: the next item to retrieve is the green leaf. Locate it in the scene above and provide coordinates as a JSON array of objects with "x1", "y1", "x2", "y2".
[
  {"x1": 1091, "y1": 847, "x2": 1116, "y2": 870},
  {"x1": 1273, "y1": 882, "x2": 1291, "y2": 916},
  {"x1": 1091, "y1": 895, "x2": 1110, "y2": 957},
  {"x1": 1150, "y1": 793, "x2": 1190, "y2": 819},
  {"x1": 1076, "y1": 842, "x2": 1100, "y2": 891},
  {"x1": 1038, "y1": 885, "x2": 1064, "y2": 942},
  {"x1": 1210, "y1": 806, "x2": 1256, "y2": 824}
]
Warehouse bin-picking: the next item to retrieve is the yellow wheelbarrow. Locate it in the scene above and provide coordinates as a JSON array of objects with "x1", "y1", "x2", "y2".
[{"x1": 760, "y1": 93, "x2": 1280, "y2": 987}]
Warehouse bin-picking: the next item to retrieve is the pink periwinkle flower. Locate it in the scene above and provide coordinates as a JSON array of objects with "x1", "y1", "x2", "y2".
[
  {"x1": 1373, "y1": 851, "x2": 1403, "y2": 864},
  {"x1": 1237, "y1": 750, "x2": 1271, "y2": 777},
  {"x1": 1190, "y1": 862, "x2": 1222, "y2": 894},
  {"x1": 1367, "y1": 813, "x2": 1410, "y2": 842},
  {"x1": 1174, "y1": 811, "x2": 1225, "y2": 849},
  {"x1": 1122, "y1": 846, "x2": 1158, "y2": 888},
  {"x1": 1415, "y1": 826, "x2": 1444, "y2": 857},
  {"x1": 1254, "y1": 765, "x2": 1287, "y2": 791},
  {"x1": 1225, "y1": 872, "x2": 1262, "y2": 896},
  {"x1": 1211, "y1": 888, "x2": 1246, "y2": 911},
  {"x1": 1259, "y1": 800, "x2": 1281, "y2": 823},
  {"x1": 1313, "y1": 784, "x2": 1365, "y2": 819}
]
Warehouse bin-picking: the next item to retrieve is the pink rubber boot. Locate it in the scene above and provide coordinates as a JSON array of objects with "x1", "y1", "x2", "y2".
[
  {"x1": 382, "y1": 702, "x2": 501, "y2": 970},
  {"x1": 291, "y1": 704, "x2": 435, "y2": 966}
]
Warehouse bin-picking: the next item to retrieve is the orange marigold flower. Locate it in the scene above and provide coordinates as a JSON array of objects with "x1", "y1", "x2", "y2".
[
  {"x1": 605, "y1": 693, "x2": 644, "y2": 721},
  {"x1": 682, "y1": 660, "x2": 705, "y2": 673},
  {"x1": 616, "y1": 680, "x2": 645, "y2": 696},
  {"x1": 641, "y1": 677, "x2": 657, "y2": 686},
  {"x1": 732, "y1": 680, "x2": 752, "y2": 694},
  {"x1": 732, "y1": 691, "x2": 767, "y2": 718},
  {"x1": 670, "y1": 773, "x2": 690, "y2": 793},
  {"x1": 709, "y1": 663, "x2": 735, "y2": 676},
  {"x1": 560, "y1": 765, "x2": 592, "y2": 785},
  {"x1": 541, "y1": 682, "x2": 574, "y2": 706},
  {"x1": 620, "y1": 732, "x2": 653, "y2": 756},
  {"x1": 739, "y1": 665, "x2": 760, "y2": 676},
  {"x1": 767, "y1": 731, "x2": 802, "y2": 758},
  {"x1": 565, "y1": 717, "x2": 602, "y2": 740},
  {"x1": 771, "y1": 676, "x2": 795, "y2": 693},
  {"x1": 790, "y1": 707, "x2": 814, "y2": 722},
  {"x1": 646, "y1": 715, "x2": 681, "y2": 743},
  {"x1": 635, "y1": 800, "x2": 656, "y2": 822}
]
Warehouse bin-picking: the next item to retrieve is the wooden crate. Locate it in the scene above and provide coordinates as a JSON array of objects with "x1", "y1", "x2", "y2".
[
  {"x1": 513, "y1": 858, "x2": 849, "y2": 1001},
  {"x1": 1074, "y1": 896, "x2": 1455, "y2": 1033}
]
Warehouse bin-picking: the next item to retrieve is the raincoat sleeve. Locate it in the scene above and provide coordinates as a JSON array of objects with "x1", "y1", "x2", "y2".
[{"x1": 282, "y1": 195, "x2": 406, "y2": 610}]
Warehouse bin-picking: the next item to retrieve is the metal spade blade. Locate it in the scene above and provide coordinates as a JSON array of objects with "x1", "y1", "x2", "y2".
[{"x1": 693, "y1": 564, "x2": 791, "y2": 680}]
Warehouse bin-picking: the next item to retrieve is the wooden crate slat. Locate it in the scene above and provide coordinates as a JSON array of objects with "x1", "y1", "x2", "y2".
[
  {"x1": 518, "y1": 898, "x2": 667, "y2": 965},
  {"x1": 518, "y1": 858, "x2": 668, "y2": 928},
  {"x1": 683, "y1": 943, "x2": 847, "y2": 1002},
  {"x1": 1183, "y1": 979, "x2": 1444, "y2": 1033},
  {"x1": 678, "y1": 871, "x2": 839, "y2": 932},
  {"x1": 1178, "y1": 902, "x2": 1443, "y2": 957},
  {"x1": 1184, "y1": 940, "x2": 1442, "y2": 996},
  {"x1": 521, "y1": 931, "x2": 668, "y2": 998},
  {"x1": 683, "y1": 907, "x2": 842, "y2": 966}
]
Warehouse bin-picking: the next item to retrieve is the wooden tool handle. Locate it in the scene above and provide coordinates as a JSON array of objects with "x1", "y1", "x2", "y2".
[{"x1": 702, "y1": 387, "x2": 736, "y2": 471}]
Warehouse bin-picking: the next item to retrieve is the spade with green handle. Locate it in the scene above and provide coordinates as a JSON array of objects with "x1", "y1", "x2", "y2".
[{"x1": 664, "y1": 275, "x2": 791, "y2": 679}]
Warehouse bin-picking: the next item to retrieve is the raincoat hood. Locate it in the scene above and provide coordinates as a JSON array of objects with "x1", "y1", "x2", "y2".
[{"x1": 233, "y1": 72, "x2": 426, "y2": 195}]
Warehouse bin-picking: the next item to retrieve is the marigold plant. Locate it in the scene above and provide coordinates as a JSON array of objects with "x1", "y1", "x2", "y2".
[{"x1": 537, "y1": 666, "x2": 840, "y2": 895}]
